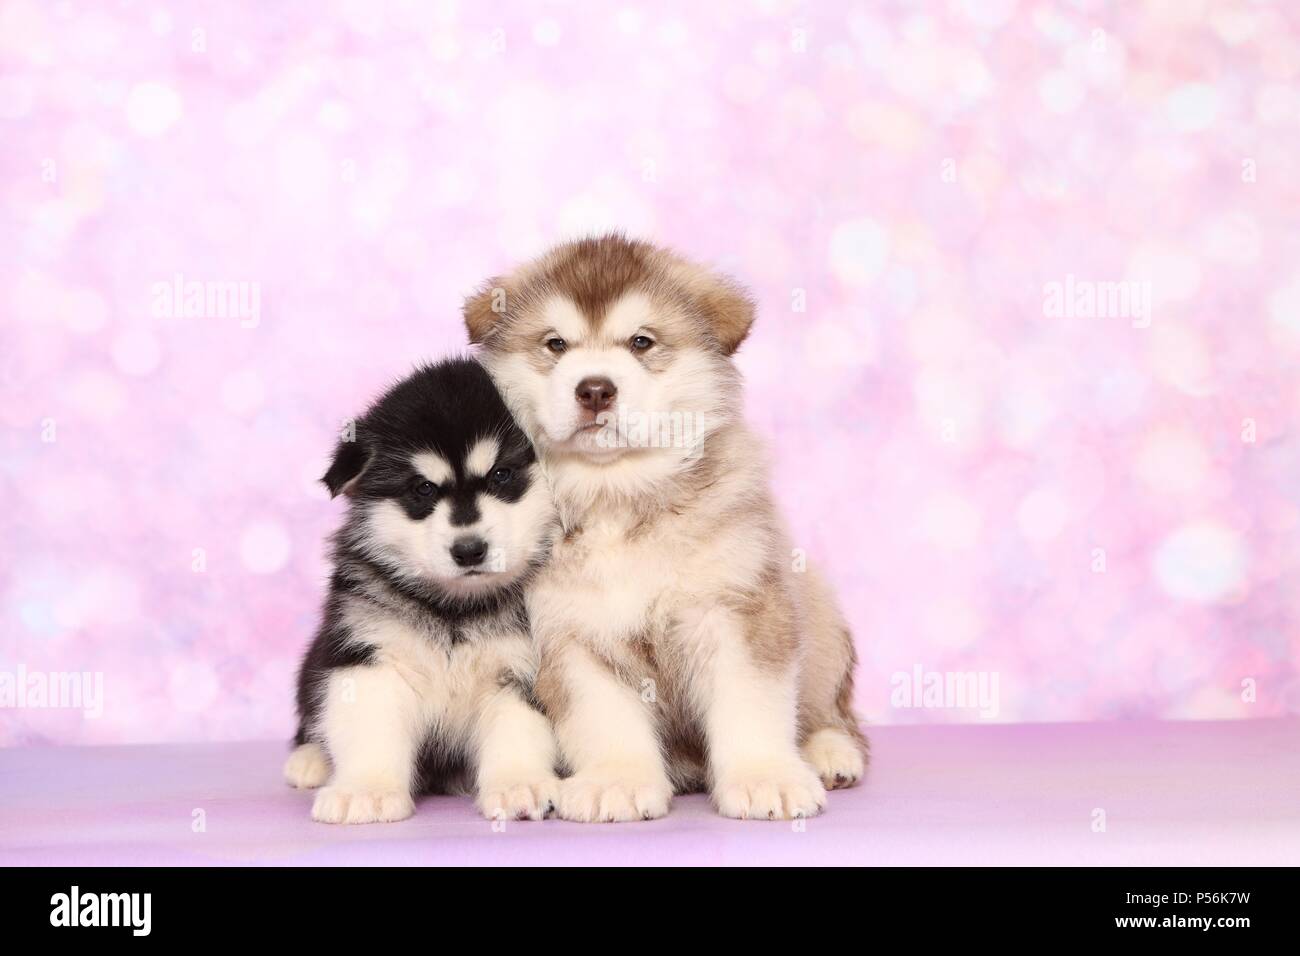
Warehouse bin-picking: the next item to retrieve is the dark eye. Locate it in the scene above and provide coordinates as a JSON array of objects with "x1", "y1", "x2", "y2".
[
  {"x1": 630, "y1": 335, "x2": 654, "y2": 351},
  {"x1": 489, "y1": 467, "x2": 514, "y2": 485},
  {"x1": 546, "y1": 337, "x2": 567, "y2": 354},
  {"x1": 414, "y1": 480, "x2": 436, "y2": 497}
]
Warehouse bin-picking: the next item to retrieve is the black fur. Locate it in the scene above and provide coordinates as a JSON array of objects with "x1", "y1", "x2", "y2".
[{"x1": 292, "y1": 358, "x2": 551, "y2": 793}]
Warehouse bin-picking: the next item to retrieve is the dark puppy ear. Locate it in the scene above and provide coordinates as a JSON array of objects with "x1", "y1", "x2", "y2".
[
  {"x1": 697, "y1": 272, "x2": 755, "y2": 355},
  {"x1": 464, "y1": 277, "x2": 510, "y2": 344},
  {"x1": 322, "y1": 433, "x2": 371, "y2": 498}
]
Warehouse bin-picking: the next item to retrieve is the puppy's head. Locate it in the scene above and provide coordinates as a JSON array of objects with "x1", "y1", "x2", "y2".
[
  {"x1": 325, "y1": 359, "x2": 553, "y2": 600},
  {"x1": 464, "y1": 235, "x2": 753, "y2": 466}
]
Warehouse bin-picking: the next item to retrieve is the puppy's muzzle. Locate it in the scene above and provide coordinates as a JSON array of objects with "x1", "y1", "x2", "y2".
[
  {"x1": 575, "y1": 376, "x2": 617, "y2": 415},
  {"x1": 451, "y1": 535, "x2": 489, "y2": 568}
]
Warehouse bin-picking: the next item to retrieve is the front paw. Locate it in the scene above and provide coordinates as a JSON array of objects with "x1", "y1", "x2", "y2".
[
  {"x1": 558, "y1": 768, "x2": 672, "y2": 822},
  {"x1": 283, "y1": 742, "x2": 330, "y2": 789},
  {"x1": 713, "y1": 760, "x2": 826, "y2": 820},
  {"x1": 311, "y1": 785, "x2": 414, "y2": 824},
  {"x1": 478, "y1": 775, "x2": 560, "y2": 822},
  {"x1": 801, "y1": 728, "x2": 867, "y2": 790}
]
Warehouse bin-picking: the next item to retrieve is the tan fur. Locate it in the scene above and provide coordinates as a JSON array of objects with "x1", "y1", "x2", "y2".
[
  {"x1": 470, "y1": 235, "x2": 866, "y2": 819},
  {"x1": 465, "y1": 234, "x2": 753, "y2": 354}
]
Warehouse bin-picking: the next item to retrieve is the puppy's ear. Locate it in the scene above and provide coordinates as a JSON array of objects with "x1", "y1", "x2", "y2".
[
  {"x1": 464, "y1": 278, "x2": 509, "y2": 344},
  {"x1": 322, "y1": 433, "x2": 371, "y2": 499},
  {"x1": 696, "y1": 272, "x2": 755, "y2": 356}
]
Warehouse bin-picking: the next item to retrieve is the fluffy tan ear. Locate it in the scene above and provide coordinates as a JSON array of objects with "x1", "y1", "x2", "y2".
[
  {"x1": 464, "y1": 278, "x2": 509, "y2": 344},
  {"x1": 696, "y1": 273, "x2": 755, "y2": 355}
]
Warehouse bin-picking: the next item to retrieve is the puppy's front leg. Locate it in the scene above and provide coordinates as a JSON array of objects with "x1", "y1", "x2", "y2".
[
  {"x1": 695, "y1": 609, "x2": 826, "y2": 820},
  {"x1": 474, "y1": 685, "x2": 561, "y2": 822},
  {"x1": 312, "y1": 664, "x2": 421, "y2": 824},
  {"x1": 545, "y1": 643, "x2": 672, "y2": 822}
]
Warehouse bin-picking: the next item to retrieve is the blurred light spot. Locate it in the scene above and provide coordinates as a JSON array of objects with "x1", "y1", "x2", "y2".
[
  {"x1": 1154, "y1": 521, "x2": 1247, "y2": 604},
  {"x1": 616, "y1": 9, "x2": 644, "y2": 34},
  {"x1": 55, "y1": 566, "x2": 140, "y2": 629},
  {"x1": 906, "y1": 307, "x2": 969, "y2": 362},
  {"x1": 0, "y1": 75, "x2": 34, "y2": 119},
  {"x1": 240, "y1": 520, "x2": 291, "y2": 574},
  {"x1": 533, "y1": 19, "x2": 562, "y2": 46},
  {"x1": 62, "y1": 288, "x2": 108, "y2": 334},
  {"x1": 1017, "y1": 487, "x2": 1068, "y2": 541},
  {"x1": 846, "y1": 101, "x2": 922, "y2": 151},
  {"x1": 828, "y1": 219, "x2": 889, "y2": 287},
  {"x1": 274, "y1": 132, "x2": 333, "y2": 203},
  {"x1": 557, "y1": 179, "x2": 654, "y2": 237},
  {"x1": 1210, "y1": 9, "x2": 1258, "y2": 46},
  {"x1": 1136, "y1": 426, "x2": 1209, "y2": 497},
  {"x1": 921, "y1": 599, "x2": 983, "y2": 650},
  {"x1": 920, "y1": 492, "x2": 982, "y2": 551},
  {"x1": 804, "y1": 315, "x2": 877, "y2": 370},
  {"x1": 126, "y1": 82, "x2": 182, "y2": 137},
  {"x1": 1165, "y1": 83, "x2": 1220, "y2": 131},
  {"x1": 915, "y1": 365, "x2": 987, "y2": 450},
  {"x1": 1149, "y1": 323, "x2": 1212, "y2": 396},
  {"x1": 317, "y1": 99, "x2": 353, "y2": 132},
  {"x1": 111, "y1": 328, "x2": 161, "y2": 376},
  {"x1": 1094, "y1": 366, "x2": 1147, "y2": 423},
  {"x1": 1254, "y1": 84, "x2": 1296, "y2": 125},
  {"x1": 67, "y1": 371, "x2": 126, "y2": 422},
  {"x1": 1268, "y1": 279, "x2": 1300, "y2": 348},
  {"x1": 169, "y1": 660, "x2": 221, "y2": 713},
  {"x1": 149, "y1": 10, "x2": 173, "y2": 35},
  {"x1": 1039, "y1": 70, "x2": 1085, "y2": 113},
  {"x1": 221, "y1": 369, "x2": 265, "y2": 415},
  {"x1": 1127, "y1": 241, "x2": 1201, "y2": 305},
  {"x1": 1200, "y1": 212, "x2": 1259, "y2": 265},
  {"x1": 954, "y1": 0, "x2": 1016, "y2": 28}
]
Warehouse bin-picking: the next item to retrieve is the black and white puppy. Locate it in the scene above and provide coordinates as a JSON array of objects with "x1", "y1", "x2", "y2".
[{"x1": 284, "y1": 358, "x2": 561, "y2": 824}]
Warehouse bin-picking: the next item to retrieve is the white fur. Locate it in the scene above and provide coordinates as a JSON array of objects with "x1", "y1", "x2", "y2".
[
  {"x1": 283, "y1": 742, "x2": 330, "y2": 789},
  {"x1": 466, "y1": 437, "x2": 499, "y2": 478},
  {"x1": 551, "y1": 642, "x2": 673, "y2": 822},
  {"x1": 602, "y1": 292, "x2": 658, "y2": 339},
  {"x1": 412, "y1": 451, "x2": 453, "y2": 485},
  {"x1": 312, "y1": 661, "x2": 421, "y2": 823},
  {"x1": 475, "y1": 687, "x2": 561, "y2": 821},
  {"x1": 696, "y1": 617, "x2": 825, "y2": 819},
  {"x1": 357, "y1": 461, "x2": 553, "y2": 592},
  {"x1": 484, "y1": 283, "x2": 859, "y2": 823},
  {"x1": 506, "y1": 293, "x2": 731, "y2": 465},
  {"x1": 305, "y1": 613, "x2": 559, "y2": 824},
  {"x1": 801, "y1": 727, "x2": 866, "y2": 789}
]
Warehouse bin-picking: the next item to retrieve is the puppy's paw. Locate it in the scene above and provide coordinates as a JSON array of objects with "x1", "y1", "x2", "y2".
[
  {"x1": 311, "y1": 785, "x2": 414, "y2": 824},
  {"x1": 283, "y1": 742, "x2": 331, "y2": 789},
  {"x1": 801, "y1": 728, "x2": 866, "y2": 790},
  {"x1": 713, "y1": 760, "x2": 826, "y2": 820},
  {"x1": 478, "y1": 775, "x2": 560, "y2": 822},
  {"x1": 558, "y1": 769, "x2": 672, "y2": 823}
]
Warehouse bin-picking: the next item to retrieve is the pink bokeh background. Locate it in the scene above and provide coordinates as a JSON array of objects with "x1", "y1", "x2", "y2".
[{"x1": 2, "y1": 1, "x2": 1298, "y2": 745}]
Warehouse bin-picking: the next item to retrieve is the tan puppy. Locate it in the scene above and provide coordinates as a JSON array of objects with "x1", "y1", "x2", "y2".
[{"x1": 465, "y1": 235, "x2": 866, "y2": 821}]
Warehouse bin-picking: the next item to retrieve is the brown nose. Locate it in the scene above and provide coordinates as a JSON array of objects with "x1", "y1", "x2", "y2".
[{"x1": 575, "y1": 376, "x2": 617, "y2": 412}]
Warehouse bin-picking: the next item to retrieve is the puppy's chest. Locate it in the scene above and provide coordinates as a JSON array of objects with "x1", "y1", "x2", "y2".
[
  {"x1": 537, "y1": 518, "x2": 682, "y2": 643},
  {"x1": 361, "y1": 614, "x2": 524, "y2": 714}
]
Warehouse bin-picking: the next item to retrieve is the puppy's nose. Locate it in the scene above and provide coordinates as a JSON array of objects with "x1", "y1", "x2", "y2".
[
  {"x1": 575, "y1": 376, "x2": 617, "y2": 412},
  {"x1": 450, "y1": 536, "x2": 489, "y2": 567}
]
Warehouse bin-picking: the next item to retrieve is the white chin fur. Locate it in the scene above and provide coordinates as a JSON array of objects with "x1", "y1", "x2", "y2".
[
  {"x1": 434, "y1": 568, "x2": 520, "y2": 596},
  {"x1": 549, "y1": 427, "x2": 629, "y2": 461}
]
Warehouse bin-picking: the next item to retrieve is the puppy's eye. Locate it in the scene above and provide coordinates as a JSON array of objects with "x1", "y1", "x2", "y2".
[
  {"x1": 414, "y1": 480, "x2": 436, "y2": 497},
  {"x1": 546, "y1": 337, "x2": 567, "y2": 354},
  {"x1": 489, "y1": 467, "x2": 514, "y2": 485},
  {"x1": 630, "y1": 335, "x2": 654, "y2": 352}
]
